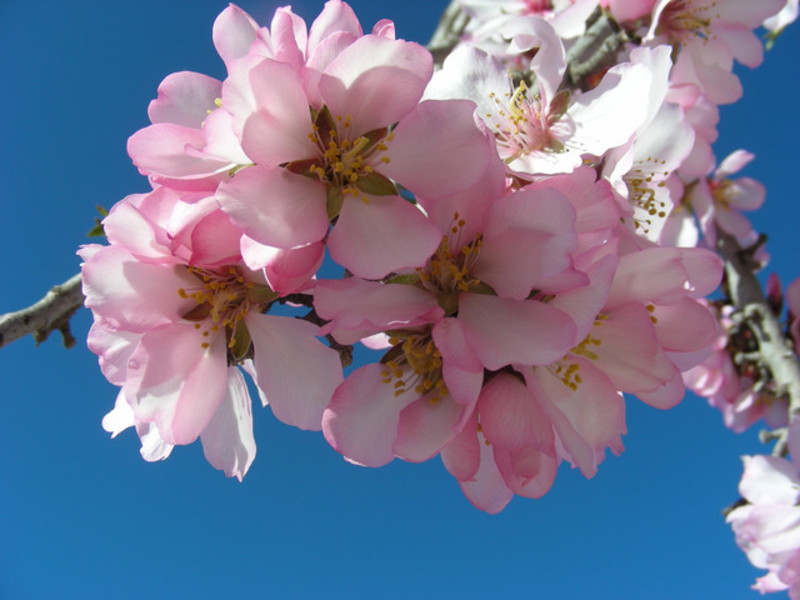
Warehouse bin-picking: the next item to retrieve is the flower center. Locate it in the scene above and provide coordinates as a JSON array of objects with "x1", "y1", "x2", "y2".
[
  {"x1": 416, "y1": 213, "x2": 484, "y2": 315},
  {"x1": 660, "y1": 0, "x2": 718, "y2": 42},
  {"x1": 486, "y1": 82, "x2": 571, "y2": 165},
  {"x1": 710, "y1": 179, "x2": 734, "y2": 210},
  {"x1": 624, "y1": 159, "x2": 671, "y2": 236},
  {"x1": 178, "y1": 265, "x2": 276, "y2": 361},
  {"x1": 380, "y1": 329, "x2": 447, "y2": 401},
  {"x1": 285, "y1": 106, "x2": 397, "y2": 216}
]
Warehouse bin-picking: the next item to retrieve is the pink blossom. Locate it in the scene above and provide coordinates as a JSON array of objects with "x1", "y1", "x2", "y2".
[
  {"x1": 645, "y1": 0, "x2": 784, "y2": 104},
  {"x1": 425, "y1": 33, "x2": 668, "y2": 177},
  {"x1": 316, "y1": 182, "x2": 596, "y2": 469},
  {"x1": 686, "y1": 149, "x2": 766, "y2": 249},
  {"x1": 216, "y1": 33, "x2": 499, "y2": 278},
  {"x1": 728, "y1": 421, "x2": 800, "y2": 598},
  {"x1": 81, "y1": 191, "x2": 343, "y2": 478}
]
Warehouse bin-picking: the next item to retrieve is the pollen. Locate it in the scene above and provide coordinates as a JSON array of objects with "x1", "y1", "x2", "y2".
[
  {"x1": 177, "y1": 264, "x2": 275, "y2": 362},
  {"x1": 416, "y1": 214, "x2": 484, "y2": 315},
  {"x1": 380, "y1": 330, "x2": 448, "y2": 402}
]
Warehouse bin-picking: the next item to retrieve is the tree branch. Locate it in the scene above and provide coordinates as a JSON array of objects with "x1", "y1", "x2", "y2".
[
  {"x1": 426, "y1": 1, "x2": 468, "y2": 67},
  {"x1": 716, "y1": 231, "x2": 800, "y2": 456},
  {"x1": 0, "y1": 273, "x2": 84, "y2": 350}
]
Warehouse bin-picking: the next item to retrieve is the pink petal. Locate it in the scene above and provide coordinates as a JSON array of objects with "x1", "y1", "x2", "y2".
[
  {"x1": 217, "y1": 165, "x2": 329, "y2": 249},
  {"x1": 319, "y1": 36, "x2": 433, "y2": 134},
  {"x1": 474, "y1": 187, "x2": 577, "y2": 300},
  {"x1": 247, "y1": 313, "x2": 343, "y2": 430},
  {"x1": 240, "y1": 59, "x2": 317, "y2": 165},
  {"x1": 441, "y1": 411, "x2": 480, "y2": 481},
  {"x1": 148, "y1": 71, "x2": 222, "y2": 127},
  {"x1": 458, "y1": 294, "x2": 577, "y2": 369},
  {"x1": 201, "y1": 367, "x2": 256, "y2": 481},
  {"x1": 322, "y1": 363, "x2": 418, "y2": 467},
  {"x1": 328, "y1": 194, "x2": 441, "y2": 279},
  {"x1": 102, "y1": 391, "x2": 135, "y2": 438},
  {"x1": 529, "y1": 359, "x2": 625, "y2": 477},
  {"x1": 549, "y1": 254, "x2": 618, "y2": 341},
  {"x1": 308, "y1": 0, "x2": 362, "y2": 52},
  {"x1": 394, "y1": 395, "x2": 463, "y2": 462},
  {"x1": 128, "y1": 123, "x2": 232, "y2": 180},
  {"x1": 739, "y1": 455, "x2": 800, "y2": 505},
  {"x1": 432, "y1": 318, "x2": 484, "y2": 409},
  {"x1": 589, "y1": 303, "x2": 677, "y2": 395},
  {"x1": 127, "y1": 327, "x2": 229, "y2": 445},
  {"x1": 81, "y1": 245, "x2": 195, "y2": 333},
  {"x1": 87, "y1": 323, "x2": 140, "y2": 387},
  {"x1": 212, "y1": 4, "x2": 259, "y2": 67},
  {"x1": 268, "y1": 8, "x2": 306, "y2": 68},
  {"x1": 459, "y1": 433, "x2": 515, "y2": 513},
  {"x1": 314, "y1": 278, "x2": 443, "y2": 333},
  {"x1": 493, "y1": 446, "x2": 558, "y2": 499},
  {"x1": 478, "y1": 373, "x2": 555, "y2": 452},
  {"x1": 381, "y1": 99, "x2": 500, "y2": 200},
  {"x1": 634, "y1": 364, "x2": 686, "y2": 409},
  {"x1": 188, "y1": 209, "x2": 243, "y2": 267},
  {"x1": 260, "y1": 241, "x2": 324, "y2": 295},
  {"x1": 652, "y1": 297, "x2": 719, "y2": 353}
]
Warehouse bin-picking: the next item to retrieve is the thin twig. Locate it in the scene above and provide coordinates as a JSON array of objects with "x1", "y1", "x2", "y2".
[{"x1": 0, "y1": 273, "x2": 84, "y2": 349}]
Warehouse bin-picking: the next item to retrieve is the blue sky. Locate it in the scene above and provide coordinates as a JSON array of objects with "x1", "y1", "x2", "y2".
[{"x1": 1, "y1": 1, "x2": 798, "y2": 598}]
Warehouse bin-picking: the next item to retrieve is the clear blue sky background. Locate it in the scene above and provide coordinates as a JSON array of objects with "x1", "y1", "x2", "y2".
[{"x1": 1, "y1": 2, "x2": 798, "y2": 599}]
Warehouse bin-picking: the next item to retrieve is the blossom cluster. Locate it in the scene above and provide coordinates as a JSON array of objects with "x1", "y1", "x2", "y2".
[{"x1": 81, "y1": 0, "x2": 794, "y2": 521}]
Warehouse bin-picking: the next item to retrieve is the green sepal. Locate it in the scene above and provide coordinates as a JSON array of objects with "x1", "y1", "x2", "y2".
[
  {"x1": 247, "y1": 284, "x2": 278, "y2": 304},
  {"x1": 436, "y1": 292, "x2": 459, "y2": 316},
  {"x1": 547, "y1": 137, "x2": 567, "y2": 154},
  {"x1": 385, "y1": 273, "x2": 421, "y2": 285},
  {"x1": 326, "y1": 185, "x2": 345, "y2": 220},
  {"x1": 314, "y1": 105, "x2": 337, "y2": 147},
  {"x1": 470, "y1": 281, "x2": 497, "y2": 296},
  {"x1": 182, "y1": 303, "x2": 212, "y2": 322},
  {"x1": 285, "y1": 158, "x2": 324, "y2": 179},
  {"x1": 88, "y1": 205, "x2": 109, "y2": 238},
  {"x1": 547, "y1": 89, "x2": 570, "y2": 125},
  {"x1": 380, "y1": 343, "x2": 405, "y2": 365},
  {"x1": 229, "y1": 318, "x2": 252, "y2": 362},
  {"x1": 359, "y1": 126, "x2": 389, "y2": 153},
  {"x1": 87, "y1": 220, "x2": 105, "y2": 238},
  {"x1": 355, "y1": 171, "x2": 397, "y2": 196}
]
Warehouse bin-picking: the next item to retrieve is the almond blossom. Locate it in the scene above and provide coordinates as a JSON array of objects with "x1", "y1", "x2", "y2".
[
  {"x1": 445, "y1": 239, "x2": 722, "y2": 512},
  {"x1": 728, "y1": 420, "x2": 800, "y2": 598},
  {"x1": 316, "y1": 180, "x2": 591, "y2": 469},
  {"x1": 80, "y1": 189, "x2": 343, "y2": 478},
  {"x1": 684, "y1": 149, "x2": 767, "y2": 249},
  {"x1": 425, "y1": 27, "x2": 667, "y2": 177},
  {"x1": 644, "y1": 0, "x2": 785, "y2": 104}
]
